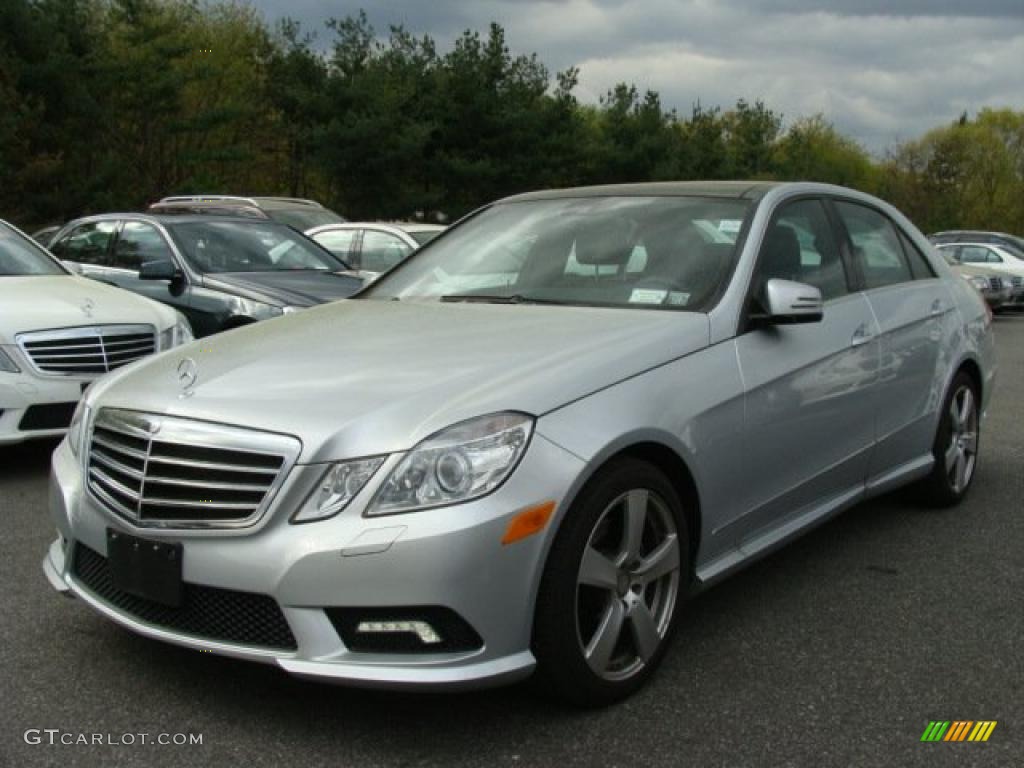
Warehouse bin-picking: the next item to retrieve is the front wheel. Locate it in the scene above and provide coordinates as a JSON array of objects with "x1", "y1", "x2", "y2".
[
  {"x1": 915, "y1": 371, "x2": 980, "y2": 507},
  {"x1": 532, "y1": 458, "x2": 689, "y2": 707}
]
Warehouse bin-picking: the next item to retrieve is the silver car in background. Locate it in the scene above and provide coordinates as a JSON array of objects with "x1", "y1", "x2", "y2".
[{"x1": 44, "y1": 182, "x2": 995, "y2": 706}]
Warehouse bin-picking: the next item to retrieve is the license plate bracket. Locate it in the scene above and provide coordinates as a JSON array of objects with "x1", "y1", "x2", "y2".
[{"x1": 106, "y1": 529, "x2": 183, "y2": 607}]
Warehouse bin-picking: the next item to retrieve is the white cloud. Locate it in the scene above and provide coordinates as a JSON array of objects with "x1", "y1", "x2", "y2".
[{"x1": 248, "y1": 0, "x2": 1024, "y2": 152}]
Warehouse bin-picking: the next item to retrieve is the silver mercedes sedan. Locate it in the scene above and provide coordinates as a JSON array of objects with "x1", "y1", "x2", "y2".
[{"x1": 44, "y1": 182, "x2": 996, "y2": 706}]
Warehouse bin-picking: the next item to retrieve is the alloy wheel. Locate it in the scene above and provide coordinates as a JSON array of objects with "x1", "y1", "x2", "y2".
[
  {"x1": 575, "y1": 488, "x2": 681, "y2": 682},
  {"x1": 945, "y1": 385, "x2": 978, "y2": 494}
]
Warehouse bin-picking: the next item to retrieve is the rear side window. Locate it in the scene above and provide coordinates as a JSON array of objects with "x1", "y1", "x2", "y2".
[
  {"x1": 834, "y1": 201, "x2": 912, "y2": 289},
  {"x1": 52, "y1": 222, "x2": 117, "y2": 266},
  {"x1": 959, "y1": 245, "x2": 1001, "y2": 264},
  {"x1": 898, "y1": 231, "x2": 936, "y2": 279},
  {"x1": 113, "y1": 222, "x2": 174, "y2": 270}
]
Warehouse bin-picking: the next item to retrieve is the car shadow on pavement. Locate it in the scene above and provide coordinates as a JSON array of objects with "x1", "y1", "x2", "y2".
[{"x1": 0, "y1": 437, "x2": 61, "y2": 481}]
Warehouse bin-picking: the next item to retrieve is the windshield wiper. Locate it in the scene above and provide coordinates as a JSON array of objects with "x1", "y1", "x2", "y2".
[{"x1": 440, "y1": 293, "x2": 566, "y2": 305}]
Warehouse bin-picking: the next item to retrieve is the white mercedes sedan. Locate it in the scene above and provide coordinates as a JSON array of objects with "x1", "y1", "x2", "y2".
[{"x1": 0, "y1": 220, "x2": 192, "y2": 444}]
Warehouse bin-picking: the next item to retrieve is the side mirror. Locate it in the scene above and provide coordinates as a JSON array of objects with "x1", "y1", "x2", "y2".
[
  {"x1": 760, "y1": 278, "x2": 824, "y2": 324},
  {"x1": 139, "y1": 260, "x2": 179, "y2": 281}
]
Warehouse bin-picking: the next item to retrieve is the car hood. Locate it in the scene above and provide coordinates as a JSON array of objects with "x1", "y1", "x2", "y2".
[
  {"x1": 203, "y1": 271, "x2": 364, "y2": 307},
  {"x1": 90, "y1": 300, "x2": 710, "y2": 462},
  {"x1": 0, "y1": 275, "x2": 174, "y2": 344}
]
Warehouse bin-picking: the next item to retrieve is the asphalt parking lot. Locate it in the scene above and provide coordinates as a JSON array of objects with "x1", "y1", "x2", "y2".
[{"x1": 1, "y1": 316, "x2": 1022, "y2": 768}]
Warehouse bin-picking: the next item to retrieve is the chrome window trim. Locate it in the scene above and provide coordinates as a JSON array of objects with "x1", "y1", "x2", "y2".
[
  {"x1": 85, "y1": 408, "x2": 302, "y2": 531},
  {"x1": 15, "y1": 324, "x2": 156, "y2": 378}
]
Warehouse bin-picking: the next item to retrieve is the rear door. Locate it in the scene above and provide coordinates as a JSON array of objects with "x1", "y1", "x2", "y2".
[
  {"x1": 831, "y1": 199, "x2": 954, "y2": 483},
  {"x1": 729, "y1": 197, "x2": 880, "y2": 543}
]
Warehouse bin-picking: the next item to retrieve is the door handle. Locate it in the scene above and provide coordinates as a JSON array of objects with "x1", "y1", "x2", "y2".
[
  {"x1": 930, "y1": 299, "x2": 944, "y2": 316},
  {"x1": 851, "y1": 323, "x2": 874, "y2": 347}
]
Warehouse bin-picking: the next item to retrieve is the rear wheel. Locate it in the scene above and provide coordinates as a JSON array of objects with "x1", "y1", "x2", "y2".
[
  {"x1": 532, "y1": 458, "x2": 688, "y2": 707},
  {"x1": 915, "y1": 371, "x2": 980, "y2": 507}
]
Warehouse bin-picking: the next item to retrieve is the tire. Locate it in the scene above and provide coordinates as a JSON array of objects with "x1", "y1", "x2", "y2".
[
  {"x1": 532, "y1": 457, "x2": 689, "y2": 707},
  {"x1": 915, "y1": 371, "x2": 980, "y2": 507}
]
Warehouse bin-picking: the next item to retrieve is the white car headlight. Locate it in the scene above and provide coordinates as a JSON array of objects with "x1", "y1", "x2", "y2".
[
  {"x1": 158, "y1": 311, "x2": 194, "y2": 350},
  {"x1": 0, "y1": 347, "x2": 20, "y2": 373},
  {"x1": 367, "y1": 412, "x2": 534, "y2": 516},
  {"x1": 293, "y1": 456, "x2": 387, "y2": 523},
  {"x1": 67, "y1": 400, "x2": 90, "y2": 459},
  {"x1": 967, "y1": 276, "x2": 989, "y2": 292}
]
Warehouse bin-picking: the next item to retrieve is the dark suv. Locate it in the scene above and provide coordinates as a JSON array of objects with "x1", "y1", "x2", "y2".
[
  {"x1": 47, "y1": 214, "x2": 363, "y2": 337},
  {"x1": 147, "y1": 195, "x2": 346, "y2": 232}
]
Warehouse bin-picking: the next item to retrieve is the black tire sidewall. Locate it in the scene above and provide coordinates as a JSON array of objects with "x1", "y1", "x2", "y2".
[{"x1": 532, "y1": 457, "x2": 689, "y2": 707}]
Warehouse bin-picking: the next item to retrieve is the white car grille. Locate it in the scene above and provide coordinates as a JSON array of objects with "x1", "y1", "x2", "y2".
[{"x1": 17, "y1": 325, "x2": 155, "y2": 376}]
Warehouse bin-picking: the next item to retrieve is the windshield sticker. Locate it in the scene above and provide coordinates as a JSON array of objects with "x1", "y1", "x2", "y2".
[
  {"x1": 718, "y1": 219, "x2": 742, "y2": 234},
  {"x1": 667, "y1": 292, "x2": 690, "y2": 306},
  {"x1": 629, "y1": 288, "x2": 668, "y2": 304}
]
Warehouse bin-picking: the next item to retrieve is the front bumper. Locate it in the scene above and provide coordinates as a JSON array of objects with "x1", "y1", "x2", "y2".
[
  {"x1": 0, "y1": 359, "x2": 91, "y2": 445},
  {"x1": 44, "y1": 433, "x2": 584, "y2": 689}
]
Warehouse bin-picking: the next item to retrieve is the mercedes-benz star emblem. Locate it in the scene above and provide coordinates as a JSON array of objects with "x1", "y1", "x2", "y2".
[
  {"x1": 81, "y1": 298, "x2": 95, "y2": 318},
  {"x1": 176, "y1": 358, "x2": 198, "y2": 397}
]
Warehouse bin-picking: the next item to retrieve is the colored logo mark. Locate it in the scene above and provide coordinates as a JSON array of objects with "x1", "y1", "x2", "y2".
[{"x1": 921, "y1": 721, "x2": 997, "y2": 742}]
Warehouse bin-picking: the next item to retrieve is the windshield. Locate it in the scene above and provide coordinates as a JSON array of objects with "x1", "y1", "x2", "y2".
[
  {"x1": 0, "y1": 222, "x2": 66, "y2": 276},
  {"x1": 167, "y1": 221, "x2": 347, "y2": 273},
  {"x1": 363, "y1": 196, "x2": 751, "y2": 310},
  {"x1": 269, "y1": 209, "x2": 346, "y2": 232}
]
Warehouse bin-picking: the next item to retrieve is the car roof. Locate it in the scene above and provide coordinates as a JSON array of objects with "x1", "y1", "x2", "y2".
[
  {"x1": 307, "y1": 221, "x2": 445, "y2": 235},
  {"x1": 157, "y1": 195, "x2": 324, "y2": 210},
  {"x1": 62, "y1": 212, "x2": 292, "y2": 228},
  {"x1": 499, "y1": 181, "x2": 784, "y2": 203}
]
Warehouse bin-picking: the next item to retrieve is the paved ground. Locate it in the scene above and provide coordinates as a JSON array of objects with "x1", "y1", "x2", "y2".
[{"x1": 1, "y1": 316, "x2": 1022, "y2": 768}]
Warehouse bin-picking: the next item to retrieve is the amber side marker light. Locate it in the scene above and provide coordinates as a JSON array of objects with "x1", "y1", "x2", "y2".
[{"x1": 502, "y1": 501, "x2": 556, "y2": 545}]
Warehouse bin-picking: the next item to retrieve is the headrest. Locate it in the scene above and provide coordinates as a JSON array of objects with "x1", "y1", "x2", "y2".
[
  {"x1": 761, "y1": 225, "x2": 802, "y2": 281},
  {"x1": 573, "y1": 216, "x2": 633, "y2": 266}
]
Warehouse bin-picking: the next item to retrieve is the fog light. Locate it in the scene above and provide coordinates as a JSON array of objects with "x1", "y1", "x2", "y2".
[{"x1": 355, "y1": 620, "x2": 442, "y2": 645}]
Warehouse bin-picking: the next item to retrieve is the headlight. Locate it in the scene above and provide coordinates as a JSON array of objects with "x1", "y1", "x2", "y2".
[
  {"x1": 967, "y1": 276, "x2": 989, "y2": 292},
  {"x1": 367, "y1": 412, "x2": 534, "y2": 516},
  {"x1": 0, "y1": 347, "x2": 20, "y2": 373},
  {"x1": 1001, "y1": 277, "x2": 1013, "y2": 289},
  {"x1": 281, "y1": 306, "x2": 305, "y2": 315},
  {"x1": 158, "y1": 311, "x2": 194, "y2": 350},
  {"x1": 67, "y1": 400, "x2": 90, "y2": 459},
  {"x1": 292, "y1": 456, "x2": 387, "y2": 523}
]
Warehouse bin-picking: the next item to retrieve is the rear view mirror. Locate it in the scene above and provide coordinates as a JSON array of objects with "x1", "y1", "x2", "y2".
[
  {"x1": 139, "y1": 260, "x2": 179, "y2": 281},
  {"x1": 761, "y1": 279, "x2": 824, "y2": 324}
]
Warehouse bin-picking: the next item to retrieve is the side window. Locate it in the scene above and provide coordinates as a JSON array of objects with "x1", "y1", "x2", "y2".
[
  {"x1": 112, "y1": 222, "x2": 173, "y2": 271},
  {"x1": 959, "y1": 246, "x2": 991, "y2": 264},
  {"x1": 360, "y1": 230, "x2": 412, "y2": 273},
  {"x1": 756, "y1": 199, "x2": 849, "y2": 300},
  {"x1": 986, "y1": 248, "x2": 1004, "y2": 264},
  {"x1": 313, "y1": 229, "x2": 357, "y2": 264},
  {"x1": 834, "y1": 201, "x2": 912, "y2": 289},
  {"x1": 55, "y1": 222, "x2": 117, "y2": 266},
  {"x1": 898, "y1": 230, "x2": 936, "y2": 279}
]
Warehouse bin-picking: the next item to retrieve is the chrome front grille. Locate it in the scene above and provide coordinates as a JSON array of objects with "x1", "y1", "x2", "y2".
[
  {"x1": 989, "y1": 277, "x2": 1001, "y2": 291},
  {"x1": 17, "y1": 325, "x2": 156, "y2": 376},
  {"x1": 1012, "y1": 276, "x2": 1022, "y2": 288},
  {"x1": 86, "y1": 409, "x2": 301, "y2": 529}
]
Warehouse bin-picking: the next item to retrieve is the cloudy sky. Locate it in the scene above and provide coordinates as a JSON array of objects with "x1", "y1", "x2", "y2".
[{"x1": 249, "y1": 0, "x2": 1024, "y2": 153}]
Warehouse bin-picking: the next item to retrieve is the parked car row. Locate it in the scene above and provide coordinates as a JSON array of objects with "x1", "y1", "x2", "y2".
[
  {"x1": 932, "y1": 238, "x2": 1024, "y2": 311},
  {"x1": 37, "y1": 181, "x2": 998, "y2": 707}
]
